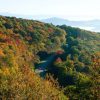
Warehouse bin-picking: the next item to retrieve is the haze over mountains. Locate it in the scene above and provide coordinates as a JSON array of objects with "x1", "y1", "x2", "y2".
[
  {"x1": 41, "y1": 17, "x2": 100, "y2": 32},
  {"x1": 0, "y1": 12, "x2": 100, "y2": 32}
]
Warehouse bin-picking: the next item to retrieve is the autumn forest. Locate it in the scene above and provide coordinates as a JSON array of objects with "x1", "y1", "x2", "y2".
[{"x1": 0, "y1": 16, "x2": 100, "y2": 100}]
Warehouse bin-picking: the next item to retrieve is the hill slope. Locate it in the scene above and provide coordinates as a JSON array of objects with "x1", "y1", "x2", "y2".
[
  {"x1": 0, "y1": 16, "x2": 68, "y2": 99},
  {"x1": 0, "y1": 16, "x2": 100, "y2": 100}
]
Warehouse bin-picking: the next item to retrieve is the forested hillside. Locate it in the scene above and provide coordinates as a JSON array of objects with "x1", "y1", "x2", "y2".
[
  {"x1": 0, "y1": 16, "x2": 100, "y2": 100},
  {"x1": 0, "y1": 16, "x2": 67, "y2": 100},
  {"x1": 48, "y1": 25, "x2": 100, "y2": 99}
]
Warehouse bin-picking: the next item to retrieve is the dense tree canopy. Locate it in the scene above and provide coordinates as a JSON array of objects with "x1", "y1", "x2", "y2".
[{"x1": 0, "y1": 16, "x2": 100, "y2": 100}]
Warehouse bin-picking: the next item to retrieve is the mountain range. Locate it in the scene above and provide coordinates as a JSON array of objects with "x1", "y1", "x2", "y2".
[
  {"x1": 0, "y1": 12, "x2": 100, "y2": 32},
  {"x1": 41, "y1": 17, "x2": 100, "y2": 32}
]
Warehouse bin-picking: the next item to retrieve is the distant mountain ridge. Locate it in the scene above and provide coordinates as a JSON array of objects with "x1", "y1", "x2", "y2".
[
  {"x1": 0, "y1": 12, "x2": 100, "y2": 32},
  {"x1": 41, "y1": 17, "x2": 100, "y2": 32}
]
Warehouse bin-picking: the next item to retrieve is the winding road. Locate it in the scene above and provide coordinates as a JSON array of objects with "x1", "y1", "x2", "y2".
[{"x1": 35, "y1": 54, "x2": 56, "y2": 77}]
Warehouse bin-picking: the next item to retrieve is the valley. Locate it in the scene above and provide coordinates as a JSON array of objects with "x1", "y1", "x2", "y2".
[{"x1": 0, "y1": 16, "x2": 100, "y2": 100}]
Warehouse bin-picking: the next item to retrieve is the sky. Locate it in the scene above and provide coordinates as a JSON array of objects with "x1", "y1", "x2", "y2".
[{"x1": 0, "y1": 0, "x2": 100, "y2": 20}]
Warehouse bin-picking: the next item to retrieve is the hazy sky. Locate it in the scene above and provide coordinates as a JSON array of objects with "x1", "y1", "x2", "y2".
[{"x1": 0, "y1": 0, "x2": 100, "y2": 20}]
